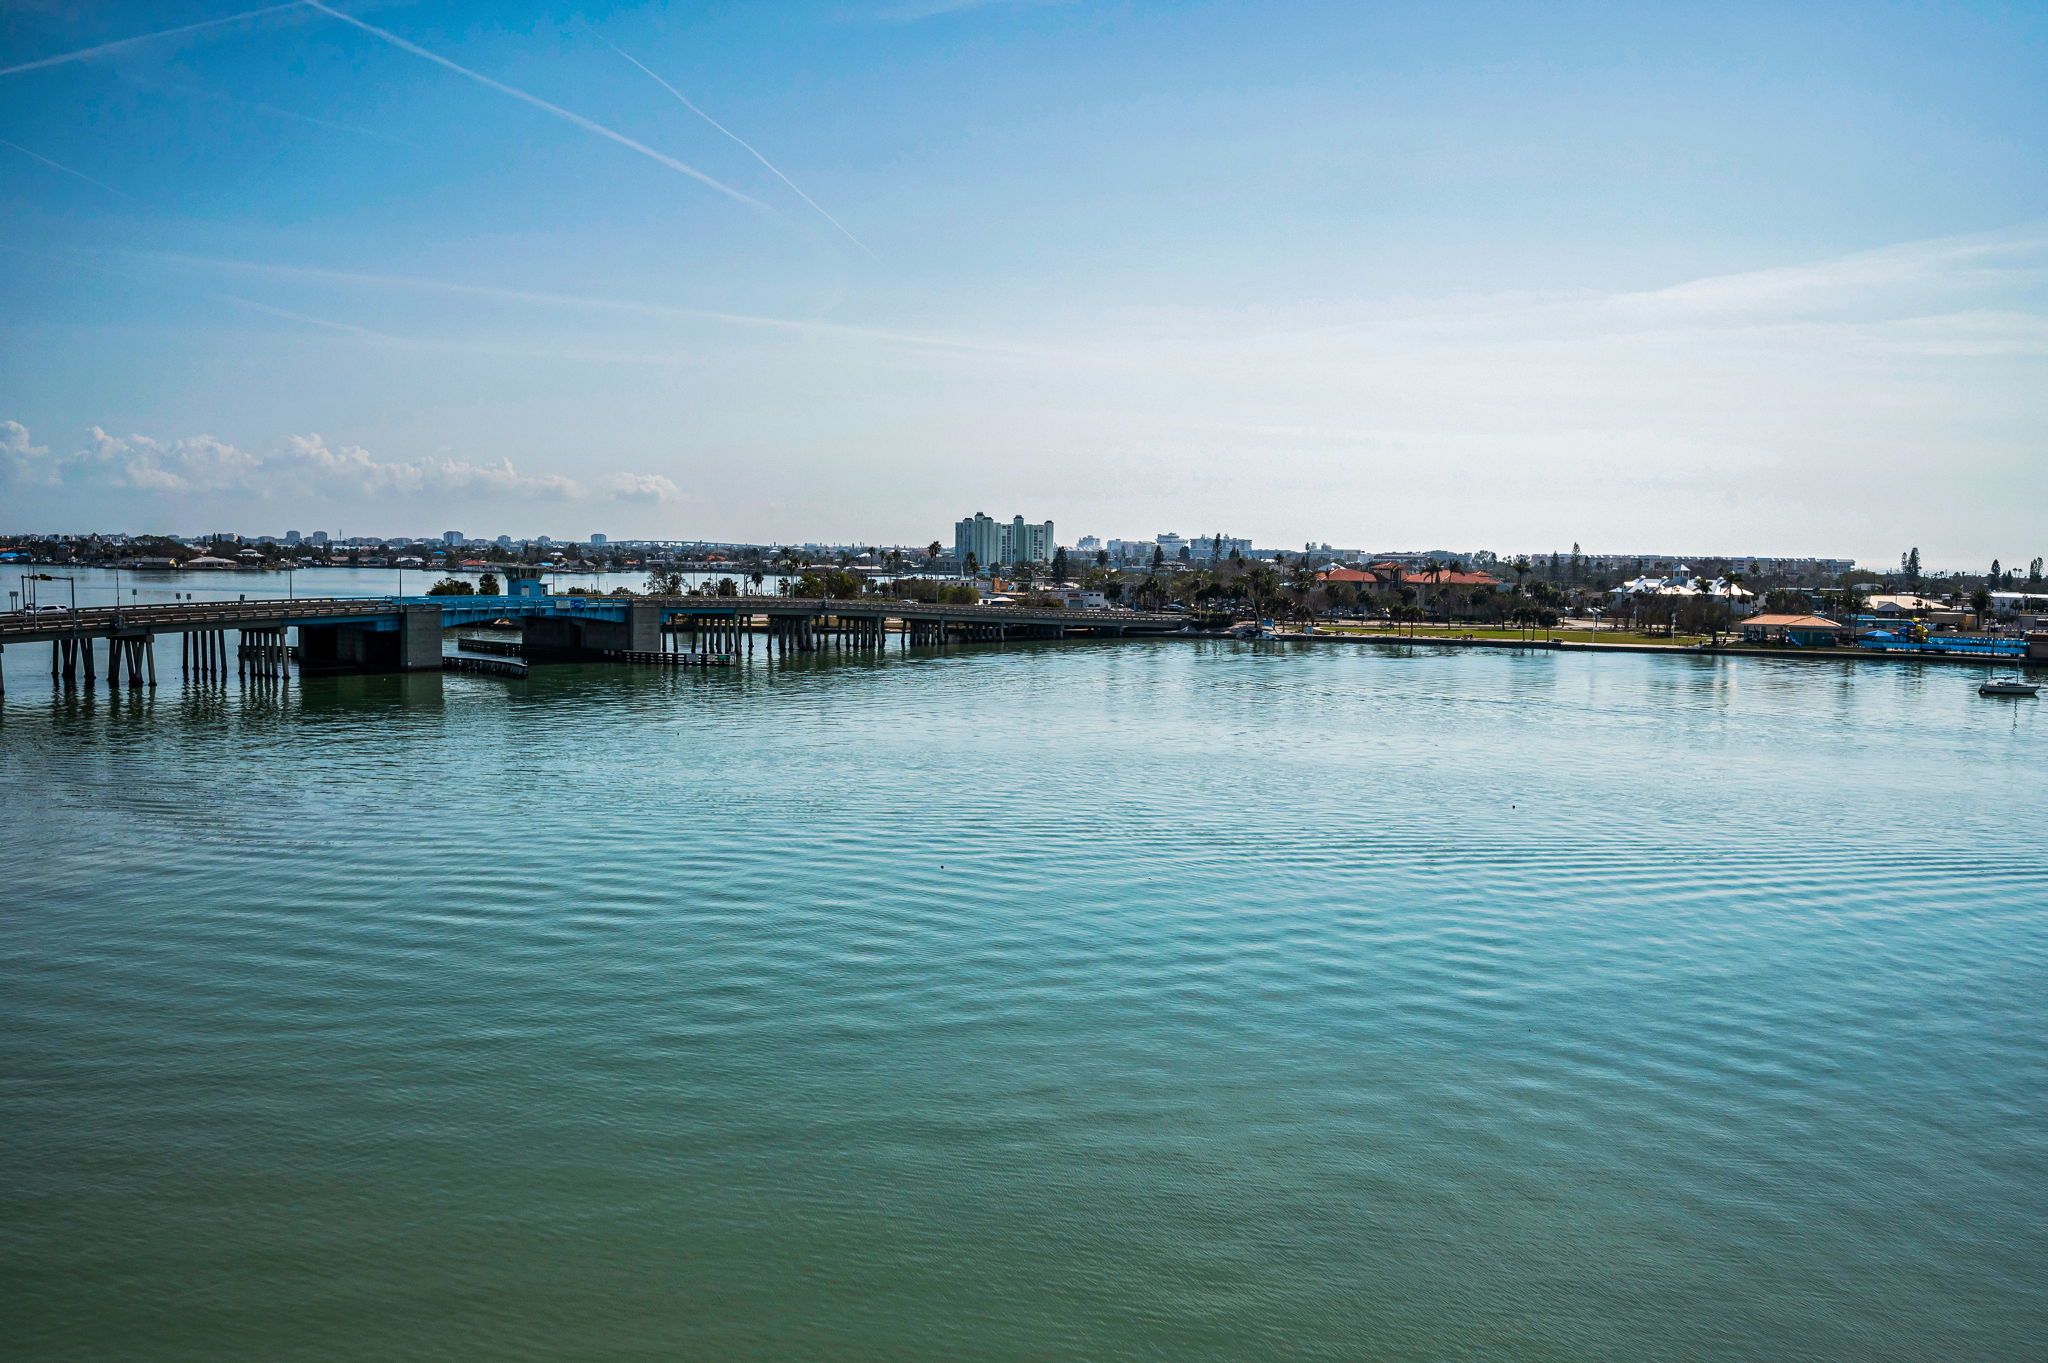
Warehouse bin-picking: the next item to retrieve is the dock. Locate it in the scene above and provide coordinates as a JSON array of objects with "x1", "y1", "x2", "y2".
[{"x1": 443, "y1": 654, "x2": 529, "y2": 678}]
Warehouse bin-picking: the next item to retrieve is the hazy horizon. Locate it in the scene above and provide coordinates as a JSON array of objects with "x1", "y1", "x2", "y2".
[{"x1": 3, "y1": 0, "x2": 2043, "y2": 569}]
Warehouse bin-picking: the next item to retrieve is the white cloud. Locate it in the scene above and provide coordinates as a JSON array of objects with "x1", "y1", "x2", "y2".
[
  {"x1": 1602, "y1": 230, "x2": 2048, "y2": 322},
  {"x1": 1, "y1": 419, "x2": 52, "y2": 485},
  {"x1": 598, "y1": 471, "x2": 684, "y2": 503},
  {"x1": 0, "y1": 423, "x2": 679, "y2": 503}
]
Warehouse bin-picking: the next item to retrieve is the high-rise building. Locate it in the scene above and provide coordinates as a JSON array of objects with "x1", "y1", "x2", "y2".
[
  {"x1": 590, "y1": 533, "x2": 608, "y2": 546},
  {"x1": 443, "y1": 530, "x2": 464, "y2": 545},
  {"x1": 955, "y1": 512, "x2": 1000, "y2": 570},
  {"x1": 310, "y1": 531, "x2": 328, "y2": 544},
  {"x1": 496, "y1": 535, "x2": 512, "y2": 548},
  {"x1": 285, "y1": 530, "x2": 301, "y2": 543},
  {"x1": 954, "y1": 512, "x2": 1055, "y2": 569}
]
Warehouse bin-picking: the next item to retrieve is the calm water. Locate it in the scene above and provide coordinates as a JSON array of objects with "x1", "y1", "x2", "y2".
[{"x1": 3, "y1": 639, "x2": 2044, "y2": 1361}]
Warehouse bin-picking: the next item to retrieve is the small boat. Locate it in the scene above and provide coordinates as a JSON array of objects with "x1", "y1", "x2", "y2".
[{"x1": 1978, "y1": 676, "x2": 2040, "y2": 697}]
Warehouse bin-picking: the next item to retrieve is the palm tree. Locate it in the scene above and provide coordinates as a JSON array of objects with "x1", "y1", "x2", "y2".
[{"x1": 1287, "y1": 561, "x2": 1321, "y2": 626}]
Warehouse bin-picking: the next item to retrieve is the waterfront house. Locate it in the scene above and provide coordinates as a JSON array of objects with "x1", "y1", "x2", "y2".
[
  {"x1": 1741, "y1": 614, "x2": 1845, "y2": 647},
  {"x1": 1318, "y1": 564, "x2": 1502, "y2": 602},
  {"x1": 1863, "y1": 594, "x2": 1946, "y2": 616},
  {"x1": 1612, "y1": 574, "x2": 1757, "y2": 611}
]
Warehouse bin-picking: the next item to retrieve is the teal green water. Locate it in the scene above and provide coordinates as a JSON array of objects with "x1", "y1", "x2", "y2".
[{"x1": 4, "y1": 641, "x2": 2045, "y2": 1361}]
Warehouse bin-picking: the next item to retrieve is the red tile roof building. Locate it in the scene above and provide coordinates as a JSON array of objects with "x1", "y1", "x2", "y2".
[{"x1": 1319, "y1": 563, "x2": 1502, "y2": 589}]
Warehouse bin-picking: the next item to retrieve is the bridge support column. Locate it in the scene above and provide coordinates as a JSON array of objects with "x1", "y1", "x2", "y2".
[
  {"x1": 625, "y1": 601, "x2": 661, "y2": 653},
  {"x1": 399, "y1": 608, "x2": 442, "y2": 671}
]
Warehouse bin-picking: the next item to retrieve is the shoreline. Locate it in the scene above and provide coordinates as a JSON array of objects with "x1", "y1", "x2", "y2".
[{"x1": 1260, "y1": 630, "x2": 2044, "y2": 669}]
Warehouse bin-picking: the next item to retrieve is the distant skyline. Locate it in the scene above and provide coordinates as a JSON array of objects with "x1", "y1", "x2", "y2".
[{"x1": 3, "y1": 0, "x2": 2044, "y2": 569}]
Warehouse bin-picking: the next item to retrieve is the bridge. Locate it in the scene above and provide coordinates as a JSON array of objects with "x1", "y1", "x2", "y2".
[{"x1": 0, "y1": 594, "x2": 1187, "y2": 690}]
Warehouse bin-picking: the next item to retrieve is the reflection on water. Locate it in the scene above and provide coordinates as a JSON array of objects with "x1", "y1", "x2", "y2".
[{"x1": 2, "y1": 641, "x2": 2044, "y2": 1362}]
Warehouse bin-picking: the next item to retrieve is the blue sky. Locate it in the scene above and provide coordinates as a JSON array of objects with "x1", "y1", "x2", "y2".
[{"x1": 2, "y1": 0, "x2": 2043, "y2": 565}]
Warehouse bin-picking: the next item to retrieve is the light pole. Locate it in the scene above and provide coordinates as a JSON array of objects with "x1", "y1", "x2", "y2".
[{"x1": 27, "y1": 572, "x2": 79, "y2": 618}]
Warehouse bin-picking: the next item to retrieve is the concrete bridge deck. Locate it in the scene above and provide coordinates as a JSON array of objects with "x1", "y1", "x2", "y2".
[{"x1": 0, "y1": 594, "x2": 1186, "y2": 686}]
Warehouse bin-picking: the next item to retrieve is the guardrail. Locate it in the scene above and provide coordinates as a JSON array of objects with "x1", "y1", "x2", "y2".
[
  {"x1": 0, "y1": 597, "x2": 399, "y2": 639},
  {"x1": 0, "y1": 593, "x2": 1187, "y2": 640},
  {"x1": 1858, "y1": 636, "x2": 2026, "y2": 657},
  {"x1": 640, "y1": 596, "x2": 1184, "y2": 625}
]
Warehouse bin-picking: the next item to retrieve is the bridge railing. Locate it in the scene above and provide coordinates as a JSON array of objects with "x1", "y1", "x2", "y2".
[
  {"x1": 0, "y1": 593, "x2": 1187, "y2": 639},
  {"x1": 0, "y1": 597, "x2": 399, "y2": 639},
  {"x1": 639, "y1": 596, "x2": 1183, "y2": 624}
]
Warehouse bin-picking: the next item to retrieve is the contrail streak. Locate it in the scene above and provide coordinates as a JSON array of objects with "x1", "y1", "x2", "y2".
[
  {"x1": 604, "y1": 41, "x2": 873, "y2": 256},
  {"x1": 152, "y1": 251, "x2": 1033, "y2": 355},
  {"x1": 301, "y1": 1, "x2": 766, "y2": 210},
  {"x1": 0, "y1": 3, "x2": 303, "y2": 79},
  {"x1": 218, "y1": 293, "x2": 396, "y2": 338},
  {"x1": 146, "y1": 76, "x2": 425, "y2": 148},
  {"x1": 217, "y1": 293, "x2": 712, "y2": 367},
  {"x1": 0, "y1": 139, "x2": 146, "y2": 204}
]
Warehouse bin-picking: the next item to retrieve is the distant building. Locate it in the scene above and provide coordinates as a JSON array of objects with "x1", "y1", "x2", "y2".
[
  {"x1": 1988, "y1": 590, "x2": 2048, "y2": 618},
  {"x1": 442, "y1": 530, "x2": 463, "y2": 545},
  {"x1": 285, "y1": 530, "x2": 301, "y2": 543},
  {"x1": 590, "y1": 533, "x2": 608, "y2": 546},
  {"x1": 496, "y1": 535, "x2": 512, "y2": 547},
  {"x1": 1863, "y1": 595, "x2": 1946, "y2": 616},
  {"x1": 1741, "y1": 615, "x2": 1845, "y2": 647},
  {"x1": 1567, "y1": 553, "x2": 1854, "y2": 579},
  {"x1": 1612, "y1": 574, "x2": 1756, "y2": 606},
  {"x1": 954, "y1": 512, "x2": 1054, "y2": 568},
  {"x1": 1321, "y1": 563, "x2": 1502, "y2": 590},
  {"x1": 1188, "y1": 533, "x2": 1250, "y2": 559},
  {"x1": 310, "y1": 531, "x2": 328, "y2": 545}
]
